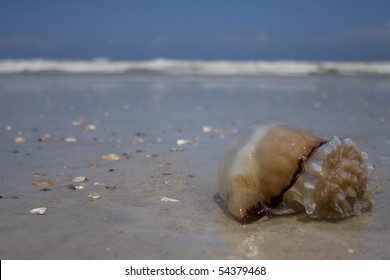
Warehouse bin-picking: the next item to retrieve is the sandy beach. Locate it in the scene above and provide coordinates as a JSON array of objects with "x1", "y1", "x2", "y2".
[{"x1": 0, "y1": 73, "x2": 389, "y2": 259}]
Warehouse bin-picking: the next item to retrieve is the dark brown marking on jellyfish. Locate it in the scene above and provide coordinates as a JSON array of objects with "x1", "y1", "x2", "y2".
[
  {"x1": 240, "y1": 201, "x2": 271, "y2": 224},
  {"x1": 240, "y1": 140, "x2": 328, "y2": 223}
]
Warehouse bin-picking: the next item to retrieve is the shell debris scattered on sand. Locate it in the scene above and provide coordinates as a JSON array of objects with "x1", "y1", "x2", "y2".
[
  {"x1": 30, "y1": 207, "x2": 47, "y2": 215},
  {"x1": 160, "y1": 197, "x2": 181, "y2": 203},
  {"x1": 218, "y1": 120, "x2": 374, "y2": 224}
]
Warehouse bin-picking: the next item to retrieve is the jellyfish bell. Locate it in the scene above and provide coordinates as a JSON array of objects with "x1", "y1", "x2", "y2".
[{"x1": 218, "y1": 121, "x2": 373, "y2": 223}]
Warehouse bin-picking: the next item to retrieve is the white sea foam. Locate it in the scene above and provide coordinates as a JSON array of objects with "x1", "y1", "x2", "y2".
[{"x1": 1, "y1": 58, "x2": 390, "y2": 76}]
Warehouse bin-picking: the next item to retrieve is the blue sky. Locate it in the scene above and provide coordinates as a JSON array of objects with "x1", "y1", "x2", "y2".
[{"x1": 0, "y1": 0, "x2": 390, "y2": 60}]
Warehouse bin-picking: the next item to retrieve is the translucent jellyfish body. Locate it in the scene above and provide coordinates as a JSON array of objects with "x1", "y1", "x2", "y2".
[{"x1": 218, "y1": 121, "x2": 373, "y2": 223}]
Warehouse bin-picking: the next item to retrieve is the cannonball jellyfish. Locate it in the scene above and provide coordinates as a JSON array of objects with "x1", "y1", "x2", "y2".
[{"x1": 218, "y1": 121, "x2": 373, "y2": 223}]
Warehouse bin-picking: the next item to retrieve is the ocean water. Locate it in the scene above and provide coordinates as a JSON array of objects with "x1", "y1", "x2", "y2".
[{"x1": 1, "y1": 58, "x2": 390, "y2": 76}]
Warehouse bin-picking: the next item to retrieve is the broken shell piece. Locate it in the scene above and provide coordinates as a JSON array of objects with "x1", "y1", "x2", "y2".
[
  {"x1": 14, "y1": 136, "x2": 26, "y2": 143},
  {"x1": 160, "y1": 197, "x2": 181, "y2": 203},
  {"x1": 30, "y1": 207, "x2": 47, "y2": 215},
  {"x1": 38, "y1": 134, "x2": 52, "y2": 142},
  {"x1": 170, "y1": 147, "x2": 184, "y2": 152},
  {"x1": 81, "y1": 124, "x2": 96, "y2": 131},
  {"x1": 33, "y1": 172, "x2": 47, "y2": 177},
  {"x1": 73, "y1": 176, "x2": 87, "y2": 183},
  {"x1": 177, "y1": 139, "x2": 191, "y2": 146},
  {"x1": 72, "y1": 117, "x2": 85, "y2": 126},
  {"x1": 218, "y1": 120, "x2": 373, "y2": 223},
  {"x1": 32, "y1": 181, "x2": 54, "y2": 187},
  {"x1": 88, "y1": 191, "x2": 101, "y2": 200},
  {"x1": 202, "y1": 126, "x2": 213, "y2": 133},
  {"x1": 88, "y1": 163, "x2": 98, "y2": 169},
  {"x1": 64, "y1": 137, "x2": 77, "y2": 143},
  {"x1": 102, "y1": 153, "x2": 120, "y2": 161}
]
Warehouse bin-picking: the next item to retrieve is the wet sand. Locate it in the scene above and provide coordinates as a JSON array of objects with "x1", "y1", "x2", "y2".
[{"x1": 0, "y1": 74, "x2": 389, "y2": 259}]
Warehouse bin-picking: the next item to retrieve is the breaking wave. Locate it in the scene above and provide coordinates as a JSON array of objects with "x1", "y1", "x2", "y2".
[{"x1": 1, "y1": 58, "x2": 390, "y2": 76}]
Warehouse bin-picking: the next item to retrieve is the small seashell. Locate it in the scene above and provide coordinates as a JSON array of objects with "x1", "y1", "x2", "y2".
[
  {"x1": 88, "y1": 191, "x2": 101, "y2": 200},
  {"x1": 33, "y1": 172, "x2": 47, "y2": 177},
  {"x1": 75, "y1": 185, "x2": 84, "y2": 190},
  {"x1": 218, "y1": 120, "x2": 373, "y2": 223},
  {"x1": 88, "y1": 163, "x2": 98, "y2": 168},
  {"x1": 81, "y1": 124, "x2": 96, "y2": 131},
  {"x1": 72, "y1": 117, "x2": 84, "y2": 126},
  {"x1": 32, "y1": 181, "x2": 54, "y2": 187},
  {"x1": 73, "y1": 176, "x2": 87, "y2": 183},
  {"x1": 30, "y1": 207, "x2": 47, "y2": 215},
  {"x1": 160, "y1": 197, "x2": 181, "y2": 203},
  {"x1": 38, "y1": 134, "x2": 52, "y2": 142},
  {"x1": 64, "y1": 137, "x2": 77, "y2": 143},
  {"x1": 102, "y1": 153, "x2": 120, "y2": 161},
  {"x1": 202, "y1": 126, "x2": 213, "y2": 133},
  {"x1": 14, "y1": 136, "x2": 26, "y2": 143},
  {"x1": 177, "y1": 139, "x2": 191, "y2": 146},
  {"x1": 170, "y1": 147, "x2": 184, "y2": 152}
]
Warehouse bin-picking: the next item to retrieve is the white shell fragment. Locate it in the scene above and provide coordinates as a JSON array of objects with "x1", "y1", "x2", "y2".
[
  {"x1": 88, "y1": 191, "x2": 101, "y2": 200},
  {"x1": 64, "y1": 137, "x2": 77, "y2": 143},
  {"x1": 202, "y1": 126, "x2": 213, "y2": 133},
  {"x1": 218, "y1": 120, "x2": 373, "y2": 223},
  {"x1": 176, "y1": 139, "x2": 191, "y2": 146},
  {"x1": 30, "y1": 207, "x2": 47, "y2": 215},
  {"x1": 73, "y1": 176, "x2": 87, "y2": 183},
  {"x1": 72, "y1": 118, "x2": 84, "y2": 126},
  {"x1": 82, "y1": 124, "x2": 96, "y2": 131},
  {"x1": 160, "y1": 197, "x2": 181, "y2": 203}
]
